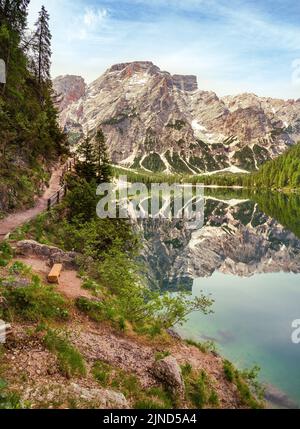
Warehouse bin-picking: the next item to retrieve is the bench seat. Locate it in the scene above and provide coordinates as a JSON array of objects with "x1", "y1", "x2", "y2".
[{"x1": 48, "y1": 263, "x2": 63, "y2": 284}]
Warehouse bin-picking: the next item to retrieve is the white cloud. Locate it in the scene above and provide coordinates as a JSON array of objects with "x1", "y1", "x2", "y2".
[{"x1": 83, "y1": 8, "x2": 108, "y2": 28}]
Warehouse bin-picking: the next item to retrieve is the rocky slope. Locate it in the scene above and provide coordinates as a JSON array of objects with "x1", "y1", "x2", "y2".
[{"x1": 53, "y1": 61, "x2": 300, "y2": 174}]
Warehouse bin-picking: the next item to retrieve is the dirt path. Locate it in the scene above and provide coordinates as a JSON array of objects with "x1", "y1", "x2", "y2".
[
  {"x1": 0, "y1": 164, "x2": 65, "y2": 241},
  {"x1": 12, "y1": 256, "x2": 91, "y2": 300}
]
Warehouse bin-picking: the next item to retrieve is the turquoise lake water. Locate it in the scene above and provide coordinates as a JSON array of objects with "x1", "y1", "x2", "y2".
[{"x1": 177, "y1": 271, "x2": 300, "y2": 408}]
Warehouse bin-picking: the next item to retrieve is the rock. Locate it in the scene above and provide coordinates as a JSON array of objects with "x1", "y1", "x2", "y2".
[
  {"x1": 70, "y1": 383, "x2": 129, "y2": 409},
  {"x1": 16, "y1": 240, "x2": 79, "y2": 269},
  {"x1": 151, "y1": 356, "x2": 185, "y2": 399}
]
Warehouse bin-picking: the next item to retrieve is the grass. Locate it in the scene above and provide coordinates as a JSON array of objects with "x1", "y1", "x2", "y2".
[
  {"x1": 92, "y1": 361, "x2": 111, "y2": 387},
  {"x1": 43, "y1": 329, "x2": 86, "y2": 379},
  {"x1": 0, "y1": 242, "x2": 13, "y2": 268},
  {"x1": 223, "y1": 360, "x2": 264, "y2": 409},
  {"x1": 155, "y1": 351, "x2": 171, "y2": 361},
  {"x1": 223, "y1": 359, "x2": 235, "y2": 382},
  {"x1": 181, "y1": 364, "x2": 219, "y2": 409},
  {"x1": 1, "y1": 272, "x2": 69, "y2": 322},
  {"x1": 186, "y1": 339, "x2": 217, "y2": 354},
  {"x1": 0, "y1": 379, "x2": 23, "y2": 409},
  {"x1": 81, "y1": 278, "x2": 103, "y2": 297},
  {"x1": 92, "y1": 360, "x2": 174, "y2": 409}
]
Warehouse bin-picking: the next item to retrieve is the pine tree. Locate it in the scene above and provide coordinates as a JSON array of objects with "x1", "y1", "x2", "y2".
[
  {"x1": 0, "y1": 0, "x2": 29, "y2": 33},
  {"x1": 32, "y1": 6, "x2": 51, "y2": 89},
  {"x1": 93, "y1": 128, "x2": 112, "y2": 183},
  {"x1": 76, "y1": 135, "x2": 96, "y2": 182}
]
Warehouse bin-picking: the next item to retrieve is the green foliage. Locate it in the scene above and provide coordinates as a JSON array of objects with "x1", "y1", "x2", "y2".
[
  {"x1": 246, "y1": 142, "x2": 300, "y2": 189},
  {"x1": 223, "y1": 359, "x2": 235, "y2": 382},
  {"x1": 155, "y1": 351, "x2": 171, "y2": 361},
  {"x1": 92, "y1": 361, "x2": 111, "y2": 387},
  {"x1": 92, "y1": 360, "x2": 173, "y2": 409},
  {"x1": 0, "y1": 378, "x2": 23, "y2": 409},
  {"x1": 9, "y1": 261, "x2": 31, "y2": 276},
  {"x1": 183, "y1": 367, "x2": 219, "y2": 409},
  {"x1": 1, "y1": 273, "x2": 69, "y2": 322},
  {"x1": 0, "y1": 2, "x2": 67, "y2": 212},
  {"x1": 43, "y1": 329, "x2": 86, "y2": 378},
  {"x1": 94, "y1": 128, "x2": 112, "y2": 183},
  {"x1": 233, "y1": 146, "x2": 256, "y2": 171},
  {"x1": 18, "y1": 176, "x2": 213, "y2": 334},
  {"x1": 0, "y1": 241, "x2": 13, "y2": 267},
  {"x1": 223, "y1": 360, "x2": 264, "y2": 408},
  {"x1": 186, "y1": 339, "x2": 217, "y2": 354},
  {"x1": 165, "y1": 150, "x2": 192, "y2": 174},
  {"x1": 141, "y1": 153, "x2": 166, "y2": 172}
]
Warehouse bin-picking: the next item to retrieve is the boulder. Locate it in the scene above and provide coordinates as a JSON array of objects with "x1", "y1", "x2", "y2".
[
  {"x1": 70, "y1": 383, "x2": 129, "y2": 409},
  {"x1": 151, "y1": 356, "x2": 185, "y2": 399},
  {"x1": 16, "y1": 240, "x2": 79, "y2": 269}
]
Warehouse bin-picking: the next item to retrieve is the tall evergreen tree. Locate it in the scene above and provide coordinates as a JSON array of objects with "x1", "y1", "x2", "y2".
[
  {"x1": 76, "y1": 135, "x2": 96, "y2": 182},
  {"x1": 32, "y1": 5, "x2": 51, "y2": 88},
  {"x1": 93, "y1": 128, "x2": 112, "y2": 183}
]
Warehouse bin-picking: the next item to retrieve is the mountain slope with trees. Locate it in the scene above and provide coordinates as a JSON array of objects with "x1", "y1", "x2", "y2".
[
  {"x1": 245, "y1": 143, "x2": 300, "y2": 189},
  {"x1": 0, "y1": 1, "x2": 66, "y2": 214}
]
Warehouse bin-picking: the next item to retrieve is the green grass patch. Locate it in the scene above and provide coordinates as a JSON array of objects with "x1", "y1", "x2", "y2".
[{"x1": 43, "y1": 329, "x2": 86, "y2": 378}]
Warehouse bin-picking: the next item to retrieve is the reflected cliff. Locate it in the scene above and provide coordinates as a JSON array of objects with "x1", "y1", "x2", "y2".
[{"x1": 139, "y1": 191, "x2": 300, "y2": 290}]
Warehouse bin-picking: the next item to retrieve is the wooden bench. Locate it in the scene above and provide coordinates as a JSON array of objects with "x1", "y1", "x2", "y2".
[{"x1": 48, "y1": 264, "x2": 63, "y2": 284}]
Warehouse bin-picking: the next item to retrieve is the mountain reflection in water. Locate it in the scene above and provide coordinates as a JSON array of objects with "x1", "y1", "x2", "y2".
[{"x1": 139, "y1": 190, "x2": 300, "y2": 408}]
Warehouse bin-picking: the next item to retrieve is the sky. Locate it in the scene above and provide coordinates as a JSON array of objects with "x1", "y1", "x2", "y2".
[{"x1": 27, "y1": 0, "x2": 300, "y2": 99}]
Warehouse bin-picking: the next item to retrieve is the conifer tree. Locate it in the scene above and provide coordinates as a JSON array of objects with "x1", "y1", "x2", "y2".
[
  {"x1": 32, "y1": 5, "x2": 51, "y2": 88},
  {"x1": 93, "y1": 128, "x2": 112, "y2": 183},
  {"x1": 76, "y1": 135, "x2": 96, "y2": 182}
]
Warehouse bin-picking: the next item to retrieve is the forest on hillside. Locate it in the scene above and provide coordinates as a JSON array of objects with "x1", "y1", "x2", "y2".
[{"x1": 0, "y1": 1, "x2": 66, "y2": 213}]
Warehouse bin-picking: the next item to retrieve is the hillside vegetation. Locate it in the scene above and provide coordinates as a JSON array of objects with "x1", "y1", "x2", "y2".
[{"x1": 0, "y1": 1, "x2": 66, "y2": 213}]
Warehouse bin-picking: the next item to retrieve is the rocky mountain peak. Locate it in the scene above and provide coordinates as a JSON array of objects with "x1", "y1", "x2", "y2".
[{"x1": 54, "y1": 61, "x2": 300, "y2": 174}]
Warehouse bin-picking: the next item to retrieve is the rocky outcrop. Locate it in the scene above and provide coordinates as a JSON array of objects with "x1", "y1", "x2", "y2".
[
  {"x1": 55, "y1": 61, "x2": 300, "y2": 173},
  {"x1": 53, "y1": 75, "x2": 86, "y2": 111},
  {"x1": 151, "y1": 356, "x2": 185, "y2": 399},
  {"x1": 172, "y1": 74, "x2": 198, "y2": 92},
  {"x1": 16, "y1": 240, "x2": 78, "y2": 269}
]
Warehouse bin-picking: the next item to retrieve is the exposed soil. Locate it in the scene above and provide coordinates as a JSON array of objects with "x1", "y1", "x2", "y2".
[
  {"x1": 0, "y1": 163, "x2": 65, "y2": 240},
  {"x1": 12, "y1": 256, "x2": 92, "y2": 300}
]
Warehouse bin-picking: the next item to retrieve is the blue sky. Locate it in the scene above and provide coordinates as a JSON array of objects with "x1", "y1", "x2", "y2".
[{"x1": 28, "y1": 0, "x2": 300, "y2": 99}]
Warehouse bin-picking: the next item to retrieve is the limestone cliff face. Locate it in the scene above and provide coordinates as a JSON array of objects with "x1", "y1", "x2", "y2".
[{"x1": 53, "y1": 62, "x2": 300, "y2": 174}]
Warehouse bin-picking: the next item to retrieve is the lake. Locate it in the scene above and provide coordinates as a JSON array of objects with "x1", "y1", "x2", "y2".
[{"x1": 141, "y1": 190, "x2": 300, "y2": 408}]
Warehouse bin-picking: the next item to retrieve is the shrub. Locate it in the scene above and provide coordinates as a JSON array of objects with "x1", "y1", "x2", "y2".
[
  {"x1": 223, "y1": 360, "x2": 235, "y2": 383},
  {"x1": 223, "y1": 360, "x2": 264, "y2": 409},
  {"x1": 9, "y1": 261, "x2": 32, "y2": 276},
  {"x1": 43, "y1": 329, "x2": 86, "y2": 378},
  {"x1": 183, "y1": 367, "x2": 219, "y2": 409},
  {"x1": 2, "y1": 275, "x2": 69, "y2": 322},
  {"x1": 0, "y1": 242, "x2": 13, "y2": 267}
]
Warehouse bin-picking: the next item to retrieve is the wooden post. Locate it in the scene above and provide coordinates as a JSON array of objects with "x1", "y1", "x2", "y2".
[
  {"x1": 47, "y1": 199, "x2": 51, "y2": 211},
  {"x1": 57, "y1": 191, "x2": 60, "y2": 204}
]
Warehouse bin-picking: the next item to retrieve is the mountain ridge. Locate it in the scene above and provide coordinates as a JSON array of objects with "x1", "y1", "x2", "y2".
[{"x1": 53, "y1": 61, "x2": 300, "y2": 174}]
